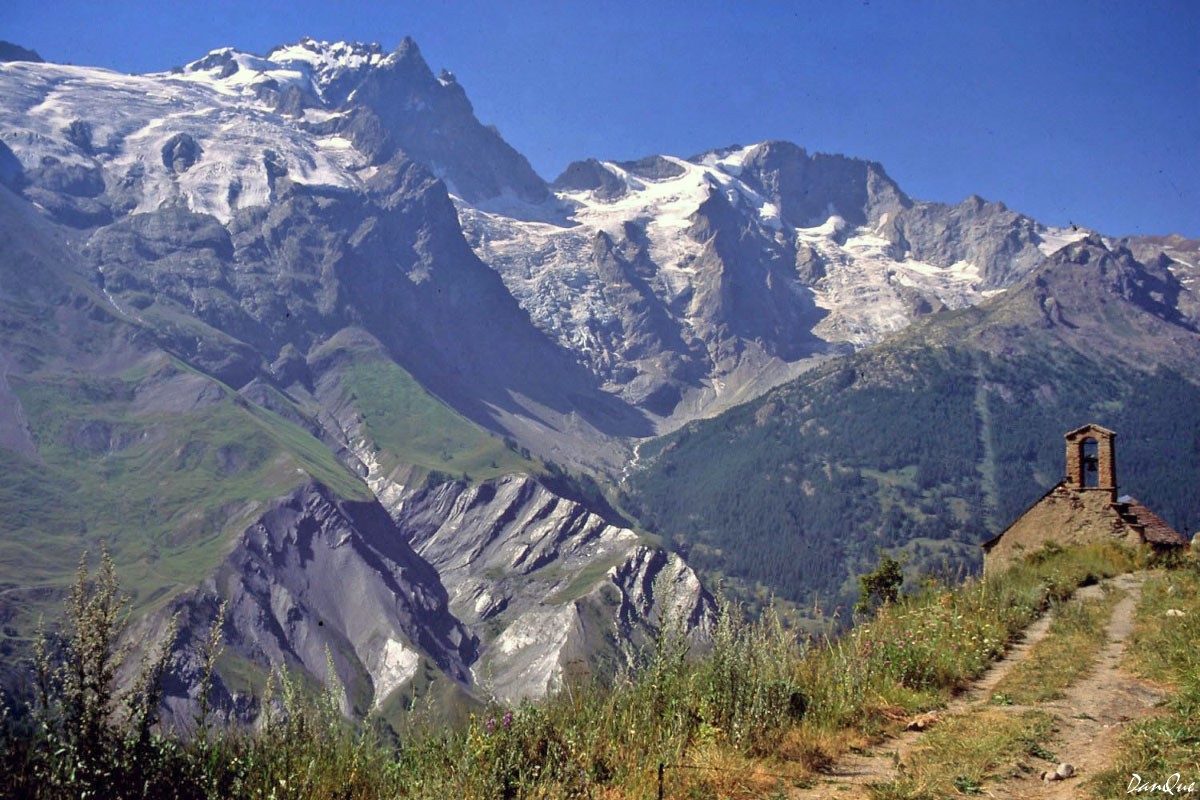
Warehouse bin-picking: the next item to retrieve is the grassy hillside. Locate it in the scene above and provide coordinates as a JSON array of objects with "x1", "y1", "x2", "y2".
[
  {"x1": 337, "y1": 352, "x2": 535, "y2": 481},
  {"x1": 0, "y1": 353, "x2": 368, "y2": 620}
]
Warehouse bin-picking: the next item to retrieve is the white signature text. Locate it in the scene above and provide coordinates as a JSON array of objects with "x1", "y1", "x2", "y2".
[{"x1": 1129, "y1": 774, "x2": 1198, "y2": 795}]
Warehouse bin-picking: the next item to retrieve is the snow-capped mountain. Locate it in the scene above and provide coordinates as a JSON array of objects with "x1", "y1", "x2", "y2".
[
  {"x1": 0, "y1": 38, "x2": 691, "y2": 722},
  {"x1": 179, "y1": 38, "x2": 393, "y2": 106},
  {"x1": 0, "y1": 37, "x2": 642, "y2": 468},
  {"x1": 0, "y1": 37, "x2": 543, "y2": 226},
  {"x1": 456, "y1": 140, "x2": 1089, "y2": 423},
  {"x1": 1, "y1": 37, "x2": 1089, "y2": 431}
]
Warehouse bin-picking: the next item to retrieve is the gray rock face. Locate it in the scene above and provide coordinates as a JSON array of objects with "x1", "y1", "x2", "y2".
[
  {"x1": 734, "y1": 140, "x2": 910, "y2": 228},
  {"x1": 161, "y1": 132, "x2": 203, "y2": 174},
  {"x1": 1121, "y1": 234, "x2": 1200, "y2": 329},
  {"x1": 328, "y1": 37, "x2": 547, "y2": 204},
  {"x1": 157, "y1": 466, "x2": 711, "y2": 718},
  {"x1": 683, "y1": 182, "x2": 824, "y2": 364},
  {"x1": 163, "y1": 482, "x2": 476, "y2": 722},
  {"x1": 553, "y1": 159, "x2": 628, "y2": 201},
  {"x1": 23, "y1": 156, "x2": 112, "y2": 227},
  {"x1": 617, "y1": 154, "x2": 686, "y2": 181},
  {"x1": 0, "y1": 41, "x2": 42, "y2": 63},
  {"x1": 988, "y1": 236, "x2": 1200, "y2": 374},
  {"x1": 879, "y1": 195, "x2": 1048, "y2": 287},
  {"x1": 64, "y1": 119, "x2": 95, "y2": 154},
  {"x1": 385, "y1": 474, "x2": 711, "y2": 703},
  {"x1": 0, "y1": 141, "x2": 21, "y2": 189}
]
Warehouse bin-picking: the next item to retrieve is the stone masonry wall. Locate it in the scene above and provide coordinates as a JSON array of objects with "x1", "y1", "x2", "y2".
[{"x1": 983, "y1": 486, "x2": 1138, "y2": 577}]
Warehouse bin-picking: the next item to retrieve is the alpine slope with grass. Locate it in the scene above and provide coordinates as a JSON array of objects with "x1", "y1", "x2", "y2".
[
  {"x1": 1, "y1": 33, "x2": 1199, "y2": 741},
  {"x1": 6, "y1": 524, "x2": 1190, "y2": 798}
]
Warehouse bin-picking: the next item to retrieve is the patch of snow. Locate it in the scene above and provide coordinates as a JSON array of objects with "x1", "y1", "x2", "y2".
[
  {"x1": 370, "y1": 638, "x2": 420, "y2": 708},
  {"x1": 698, "y1": 144, "x2": 755, "y2": 176},
  {"x1": 759, "y1": 201, "x2": 783, "y2": 231},
  {"x1": 0, "y1": 60, "x2": 368, "y2": 224},
  {"x1": 302, "y1": 107, "x2": 344, "y2": 124},
  {"x1": 1038, "y1": 226, "x2": 1090, "y2": 256},
  {"x1": 805, "y1": 223, "x2": 991, "y2": 347},
  {"x1": 796, "y1": 215, "x2": 846, "y2": 240}
]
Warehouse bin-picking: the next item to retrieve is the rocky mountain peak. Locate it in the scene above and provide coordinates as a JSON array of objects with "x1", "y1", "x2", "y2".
[
  {"x1": 948, "y1": 234, "x2": 1200, "y2": 373},
  {"x1": 0, "y1": 41, "x2": 43, "y2": 63},
  {"x1": 879, "y1": 193, "x2": 1049, "y2": 288},
  {"x1": 182, "y1": 37, "x2": 392, "y2": 110},
  {"x1": 340, "y1": 38, "x2": 547, "y2": 204},
  {"x1": 553, "y1": 158, "x2": 629, "y2": 200},
  {"x1": 1059, "y1": 233, "x2": 1109, "y2": 263},
  {"x1": 394, "y1": 36, "x2": 421, "y2": 59},
  {"x1": 1051, "y1": 236, "x2": 1190, "y2": 325},
  {"x1": 736, "y1": 140, "x2": 911, "y2": 228}
]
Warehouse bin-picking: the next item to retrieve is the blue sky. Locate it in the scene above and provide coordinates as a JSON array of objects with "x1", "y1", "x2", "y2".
[{"x1": 4, "y1": 0, "x2": 1198, "y2": 236}]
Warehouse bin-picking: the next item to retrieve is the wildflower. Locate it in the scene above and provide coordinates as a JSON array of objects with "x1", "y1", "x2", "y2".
[
  {"x1": 485, "y1": 717, "x2": 496, "y2": 734},
  {"x1": 502, "y1": 710, "x2": 513, "y2": 729}
]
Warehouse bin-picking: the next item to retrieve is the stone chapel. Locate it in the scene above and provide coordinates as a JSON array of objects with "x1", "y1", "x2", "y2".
[{"x1": 982, "y1": 423, "x2": 1189, "y2": 576}]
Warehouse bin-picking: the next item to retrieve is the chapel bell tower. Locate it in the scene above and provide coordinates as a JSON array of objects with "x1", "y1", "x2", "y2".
[{"x1": 1063, "y1": 423, "x2": 1117, "y2": 500}]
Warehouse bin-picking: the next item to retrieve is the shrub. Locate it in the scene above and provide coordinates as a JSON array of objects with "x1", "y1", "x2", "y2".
[
  {"x1": 24, "y1": 549, "x2": 179, "y2": 798},
  {"x1": 855, "y1": 553, "x2": 905, "y2": 618}
]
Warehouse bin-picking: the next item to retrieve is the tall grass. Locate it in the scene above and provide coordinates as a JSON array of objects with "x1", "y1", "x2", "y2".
[
  {"x1": 0, "y1": 541, "x2": 1143, "y2": 799},
  {"x1": 802, "y1": 541, "x2": 1137, "y2": 732}
]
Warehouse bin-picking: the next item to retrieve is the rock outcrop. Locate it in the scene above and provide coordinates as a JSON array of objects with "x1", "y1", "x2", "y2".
[
  {"x1": 359, "y1": 464, "x2": 712, "y2": 703},
  {"x1": 164, "y1": 482, "x2": 475, "y2": 723}
]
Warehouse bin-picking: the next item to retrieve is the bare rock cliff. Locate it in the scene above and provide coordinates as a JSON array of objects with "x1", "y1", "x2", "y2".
[{"x1": 374, "y1": 471, "x2": 711, "y2": 703}]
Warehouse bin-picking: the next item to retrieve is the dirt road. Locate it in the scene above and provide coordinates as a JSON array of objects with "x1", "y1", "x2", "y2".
[{"x1": 791, "y1": 573, "x2": 1163, "y2": 799}]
